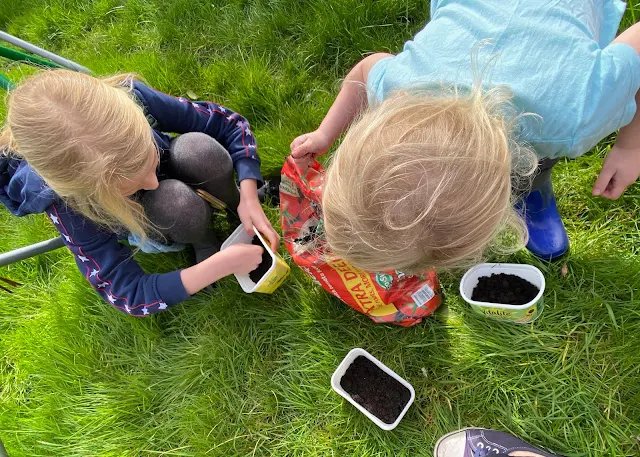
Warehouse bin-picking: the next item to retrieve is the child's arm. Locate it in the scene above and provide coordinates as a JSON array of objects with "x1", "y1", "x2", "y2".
[
  {"x1": 593, "y1": 23, "x2": 640, "y2": 199},
  {"x1": 48, "y1": 202, "x2": 262, "y2": 315},
  {"x1": 290, "y1": 53, "x2": 393, "y2": 168},
  {"x1": 180, "y1": 244, "x2": 263, "y2": 294}
]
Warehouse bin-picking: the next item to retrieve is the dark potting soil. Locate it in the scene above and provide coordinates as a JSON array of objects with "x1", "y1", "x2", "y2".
[
  {"x1": 471, "y1": 273, "x2": 539, "y2": 305},
  {"x1": 249, "y1": 235, "x2": 273, "y2": 283},
  {"x1": 340, "y1": 355, "x2": 411, "y2": 424}
]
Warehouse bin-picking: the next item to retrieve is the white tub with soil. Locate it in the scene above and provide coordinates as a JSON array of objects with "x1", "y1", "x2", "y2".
[
  {"x1": 331, "y1": 348, "x2": 415, "y2": 431},
  {"x1": 459, "y1": 263, "x2": 545, "y2": 324}
]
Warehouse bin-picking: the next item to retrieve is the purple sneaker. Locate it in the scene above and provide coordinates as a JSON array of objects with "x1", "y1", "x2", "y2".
[{"x1": 434, "y1": 428, "x2": 563, "y2": 457}]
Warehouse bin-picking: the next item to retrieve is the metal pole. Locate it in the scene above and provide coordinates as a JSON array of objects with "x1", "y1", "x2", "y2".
[
  {"x1": 0, "y1": 45, "x2": 64, "y2": 69},
  {"x1": 0, "y1": 73, "x2": 15, "y2": 91},
  {"x1": 0, "y1": 236, "x2": 65, "y2": 268},
  {"x1": 0, "y1": 31, "x2": 91, "y2": 74},
  {"x1": 0, "y1": 438, "x2": 9, "y2": 457}
]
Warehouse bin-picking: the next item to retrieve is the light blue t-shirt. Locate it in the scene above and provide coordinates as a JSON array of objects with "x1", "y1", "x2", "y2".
[{"x1": 368, "y1": 0, "x2": 640, "y2": 159}]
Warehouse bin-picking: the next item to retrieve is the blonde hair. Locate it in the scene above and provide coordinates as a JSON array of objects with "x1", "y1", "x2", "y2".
[
  {"x1": 322, "y1": 85, "x2": 537, "y2": 273},
  {"x1": 0, "y1": 69, "x2": 157, "y2": 240}
]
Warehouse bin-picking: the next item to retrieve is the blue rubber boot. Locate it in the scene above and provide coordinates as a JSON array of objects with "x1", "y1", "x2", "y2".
[{"x1": 517, "y1": 178, "x2": 569, "y2": 260}]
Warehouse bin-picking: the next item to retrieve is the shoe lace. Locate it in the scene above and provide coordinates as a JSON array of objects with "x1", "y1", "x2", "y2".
[{"x1": 473, "y1": 447, "x2": 509, "y2": 457}]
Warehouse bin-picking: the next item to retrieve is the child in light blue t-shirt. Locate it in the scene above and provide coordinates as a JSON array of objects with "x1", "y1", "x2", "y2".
[{"x1": 289, "y1": 0, "x2": 640, "y2": 272}]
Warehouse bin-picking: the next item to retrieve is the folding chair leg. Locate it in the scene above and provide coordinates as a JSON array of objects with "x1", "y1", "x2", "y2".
[
  {"x1": 0, "y1": 437, "x2": 9, "y2": 457},
  {"x1": 0, "y1": 236, "x2": 65, "y2": 268},
  {"x1": 0, "y1": 30, "x2": 91, "y2": 74},
  {"x1": 0, "y1": 73, "x2": 15, "y2": 91},
  {"x1": 0, "y1": 45, "x2": 64, "y2": 69}
]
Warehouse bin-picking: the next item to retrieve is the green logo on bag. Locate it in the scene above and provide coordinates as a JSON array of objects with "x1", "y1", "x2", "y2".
[{"x1": 375, "y1": 273, "x2": 393, "y2": 290}]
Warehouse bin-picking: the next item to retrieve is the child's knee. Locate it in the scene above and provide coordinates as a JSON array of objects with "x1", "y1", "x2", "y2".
[
  {"x1": 141, "y1": 179, "x2": 211, "y2": 243},
  {"x1": 169, "y1": 132, "x2": 233, "y2": 178}
]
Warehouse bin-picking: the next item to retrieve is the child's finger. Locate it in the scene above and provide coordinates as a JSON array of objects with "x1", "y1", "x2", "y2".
[
  {"x1": 290, "y1": 135, "x2": 308, "y2": 153},
  {"x1": 266, "y1": 230, "x2": 281, "y2": 251},
  {"x1": 592, "y1": 166, "x2": 615, "y2": 196},
  {"x1": 290, "y1": 134, "x2": 306, "y2": 148},
  {"x1": 297, "y1": 156, "x2": 315, "y2": 174},
  {"x1": 603, "y1": 180, "x2": 626, "y2": 200},
  {"x1": 256, "y1": 220, "x2": 280, "y2": 251},
  {"x1": 241, "y1": 215, "x2": 254, "y2": 235},
  {"x1": 249, "y1": 244, "x2": 264, "y2": 255},
  {"x1": 291, "y1": 142, "x2": 312, "y2": 158},
  {"x1": 292, "y1": 155, "x2": 309, "y2": 173}
]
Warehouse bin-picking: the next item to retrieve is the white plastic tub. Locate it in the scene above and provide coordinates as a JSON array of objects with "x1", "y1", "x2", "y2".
[
  {"x1": 220, "y1": 224, "x2": 290, "y2": 293},
  {"x1": 459, "y1": 263, "x2": 545, "y2": 324},
  {"x1": 331, "y1": 348, "x2": 415, "y2": 431}
]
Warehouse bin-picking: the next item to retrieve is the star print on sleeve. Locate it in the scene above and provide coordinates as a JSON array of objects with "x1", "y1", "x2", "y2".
[{"x1": 46, "y1": 201, "x2": 183, "y2": 316}]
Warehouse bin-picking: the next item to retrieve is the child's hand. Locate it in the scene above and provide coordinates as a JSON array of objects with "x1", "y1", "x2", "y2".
[
  {"x1": 220, "y1": 244, "x2": 265, "y2": 275},
  {"x1": 593, "y1": 145, "x2": 640, "y2": 199},
  {"x1": 238, "y1": 179, "x2": 281, "y2": 251},
  {"x1": 238, "y1": 195, "x2": 280, "y2": 250},
  {"x1": 290, "y1": 130, "x2": 331, "y2": 171},
  {"x1": 180, "y1": 243, "x2": 264, "y2": 294}
]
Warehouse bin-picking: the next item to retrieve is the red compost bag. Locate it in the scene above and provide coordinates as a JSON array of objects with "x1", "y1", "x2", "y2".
[{"x1": 280, "y1": 157, "x2": 441, "y2": 327}]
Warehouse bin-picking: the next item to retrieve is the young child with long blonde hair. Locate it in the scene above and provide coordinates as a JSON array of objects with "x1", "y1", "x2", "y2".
[
  {"x1": 291, "y1": 0, "x2": 640, "y2": 272},
  {"x1": 1, "y1": 69, "x2": 280, "y2": 315}
]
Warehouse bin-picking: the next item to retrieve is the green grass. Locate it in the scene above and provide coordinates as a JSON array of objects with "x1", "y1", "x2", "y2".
[{"x1": 1, "y1": 1, "x2": 640, "y2": 456}]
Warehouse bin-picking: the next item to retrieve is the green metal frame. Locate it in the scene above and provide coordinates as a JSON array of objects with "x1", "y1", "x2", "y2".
[
  {"x1": 0, "y1": 45, "x2": 63, "y2": 69},
  {"x1": 0, "y1": 72, "x2": 15, "y2": 91}
]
